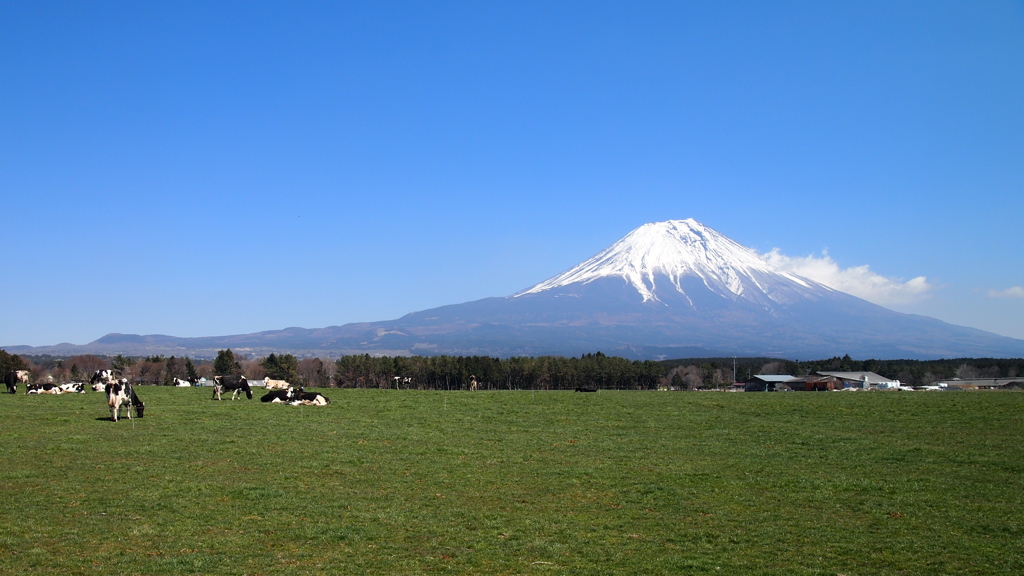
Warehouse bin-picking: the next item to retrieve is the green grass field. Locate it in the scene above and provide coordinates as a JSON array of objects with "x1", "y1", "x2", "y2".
[{"x1": 0, "y1": 387, "x2": 1021, "y2": 575}]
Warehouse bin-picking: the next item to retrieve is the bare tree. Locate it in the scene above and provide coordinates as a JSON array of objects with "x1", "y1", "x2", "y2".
[
  {"x1": 196, "y1": 364, "x2": 214, "y2": 380},
  {"x1": 758, "y1": 361, "x2": 788, "y2": 375},
  {"x1": 130, "y1": 359, "x2": 166, "y2": 386},
  {"x1": 680, "y1": 365, "x2": 703, "y2": 389},
  {"x1": 298, "y1": 358, "x2": 332, "y2": 388},
  {"x1": 50, "y1": 362, "x2": 70, "y2": 383},
  {"x1": 240, "y1": 359, "x2": 267, "y2": 381},
  {"x1": 68, "y1": 355, "x2": 109, "y2": 377}
]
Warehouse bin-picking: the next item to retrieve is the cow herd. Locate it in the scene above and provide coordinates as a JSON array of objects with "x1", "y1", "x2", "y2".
[
  {"x1": 210, "y1": 374, "x2": 331, "y2": 405},
  {"x1": 5, "y1": 369, "x2": 89, "y2": 395},
  {"x1": 3, "y1": 369, "x2": 330, "y2": 421}
]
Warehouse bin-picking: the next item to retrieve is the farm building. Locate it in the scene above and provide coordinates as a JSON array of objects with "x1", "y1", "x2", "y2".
[
  {"x1": 785, "y1": 374, "x2": 841, "y2": 391},
  {"x1": 743, "y1": 374, "x2": 796, "y2": 392},
  {"x1": 935, "y1": 378, "x2": 1024, "y2": 390},
  {"x1": 814, "y1": 371, "x2": 899, "y2": 390}
]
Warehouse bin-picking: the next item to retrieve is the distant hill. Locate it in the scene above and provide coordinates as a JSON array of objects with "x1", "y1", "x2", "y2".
[{"x1": 6, "y1": 219, "x2": 1024, "y2": 360}]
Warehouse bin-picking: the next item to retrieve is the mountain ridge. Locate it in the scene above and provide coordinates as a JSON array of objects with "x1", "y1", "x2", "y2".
[{"x1": 5, "y1": 219, "x2": 1024, "y2": 360}]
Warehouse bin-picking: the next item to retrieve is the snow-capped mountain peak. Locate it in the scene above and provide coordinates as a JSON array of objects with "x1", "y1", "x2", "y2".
[{"x1": 515, "y1": 219, "x2": 822, "y2": 304}]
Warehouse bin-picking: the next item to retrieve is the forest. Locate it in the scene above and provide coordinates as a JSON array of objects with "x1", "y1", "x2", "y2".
[{"x1": 4, "y1": 348, "x2": 1023, "y2": 390}]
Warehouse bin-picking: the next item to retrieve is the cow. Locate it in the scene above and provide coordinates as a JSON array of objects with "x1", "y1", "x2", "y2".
[
  {"x1": 5, "y1": 370, "x2": 29, "y2": 394},
  {"x1": 291, "y1": 387, "x2": 330, "y2": 405},
  {"x1": 106, "y1": 378, "x2": 144, "y2": 421},
  {"x1": 212, "y1": 375, "x2": 253, "y2": 400},
  {"x1": 574, "y1": 386, "x2": 598, "y2": 392},
  {"x1": 27, "y1": 382, "x2": 63, "y2": 394},
  {"x1": 58, "y1": 382, "x2": 86, "y2": 394},
  {"x1": 90, "y1": 369, "x2": 118, "y2": 391},
  {"x1": 260, "y1": 388, "x2": 297, "y2": 403},
  {"x1": 468, "y1": 375, "x2": 478, "y2": 392},
  {"x1": 263, "y1": 377, "x2": 290, "y2": 390},
  {"x1": 172, "y1": 377, "x2": 199, "y2": 387}
]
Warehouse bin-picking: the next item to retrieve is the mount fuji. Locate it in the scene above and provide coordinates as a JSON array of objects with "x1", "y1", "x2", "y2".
[
  {"x1": 367, "y1": 218, "x2": 1023, "y2": 359},
  {"x1": 8, "y1": 219, "x2": 1024, "y2": 359}
]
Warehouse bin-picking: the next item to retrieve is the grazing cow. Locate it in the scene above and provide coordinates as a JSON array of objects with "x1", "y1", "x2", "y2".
[
  {"x1": 5, "y1": 370, "x2": 28, "y2": 394},
  {"x1": 263, "y1": 377, "x2": 290, "y2": 390},
  {"x1": 105, "y1": 378, "x2": 144, "y2": 421},
  {"x1": 291, "y1": 387, "x2": 330, "y2": 405},
  {"x1": 212, "y1": 375, "x2": 253, "y2": 400},
  {"x1": 260, "y1": 388, "x2": 297, "y2": 403}
]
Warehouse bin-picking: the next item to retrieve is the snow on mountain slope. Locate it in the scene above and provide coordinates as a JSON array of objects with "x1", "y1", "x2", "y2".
[{"x1": 516, "y1": 219, "x2": 834, "y2": 306}]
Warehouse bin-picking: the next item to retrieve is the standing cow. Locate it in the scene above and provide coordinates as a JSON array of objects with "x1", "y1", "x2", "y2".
[
  {"x1": 90, "y1": 369, "x2": 118, "y2": 391},
  {"x1": 106, "y1": 379, "x2": 144, "y2": 422},
  {"x1": 5, "y1": 370, "x2": 29, "y2": 394},
  {"x1": 212, "y1": 375, "x2": 253, "y2": 400}
]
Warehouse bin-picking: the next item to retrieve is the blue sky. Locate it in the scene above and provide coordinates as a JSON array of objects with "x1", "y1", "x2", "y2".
[{"x1": 2, "y1": 1, "x2": 1022, "y2": 348}]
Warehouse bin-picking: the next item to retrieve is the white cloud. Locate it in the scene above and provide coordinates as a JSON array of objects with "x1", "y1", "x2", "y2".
[
  {"x1": 762, "y1": 248, "x2": 935, "y2": 306},
  {"x1": 988, "y1": 286, "x2": 1024, "y2": 299}
]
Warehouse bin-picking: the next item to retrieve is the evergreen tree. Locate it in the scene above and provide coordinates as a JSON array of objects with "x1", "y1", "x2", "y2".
[
  {"x1": 111, "y1": 355, "x2": 134, "y2": 372},
  {"x1": 671, "y1": 372, "x2": 686, "y2": 390},
  {"x1": 165, "y1": 356, "x2": 185, "y2": 380},
  {"x1": 0, "y1": 349, "x2": 28, "y2": 376},
  {"x1": 185, "y1": 358, "x2": 199, "y2": 381},
  {"x1": 214, "y1": 349, "x2": 240, "y2": 376},
  {"x1": 261, "y1": 353, "x2": 300, "y2": 383}
]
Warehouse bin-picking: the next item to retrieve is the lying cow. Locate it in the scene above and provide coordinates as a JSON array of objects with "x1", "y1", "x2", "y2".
[
  {"x1": 291, "y1": 387, "x2": 330, "y2": 406},
  {"x1": 263, "y1": 377, "x2": 290, "y2": 390},
  {"x1": 262, "y1": 386, "x2": 329, "y2": 405},
  {"x1": 5, "y1": 370, "x2": 29, "y2": 394},
  {"x1": 212, "y1": 375, "x2": 253, "y2": 400},
  {"x1": 106, "y1": 378, "x2": 144, "y2": 421},
  {"x1": 260, "y1": 388, "x2": 297, "y2": 403},
  {"x1": 172, "y1": 377, "x2": 199, "y2": 387},
  {"x1": 59, "y1": 382, "x2": 86, "y2": 394},
  {"x1": 27, "y1": 382, "x2": 63, "y2": 394}
]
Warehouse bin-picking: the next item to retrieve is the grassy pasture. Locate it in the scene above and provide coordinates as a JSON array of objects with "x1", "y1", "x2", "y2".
[{"x1": 0, "y1": 387, "x2": 1021, "y2": 575}]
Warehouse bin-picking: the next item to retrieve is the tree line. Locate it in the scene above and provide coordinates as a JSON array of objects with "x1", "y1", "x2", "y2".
[
  {"x1": 6, "y1": 349, "x2": 1023, "y2": 390},
  {"x1": 333, "y1": 351, "x2": 665, "y2": 390}
]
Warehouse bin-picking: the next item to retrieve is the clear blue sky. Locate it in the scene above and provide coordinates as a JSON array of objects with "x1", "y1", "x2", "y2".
[{"x1": 2, "y1": 1, "x2": 1022, "y2": 348}]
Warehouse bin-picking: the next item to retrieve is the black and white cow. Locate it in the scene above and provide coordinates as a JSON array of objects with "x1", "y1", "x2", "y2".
[
  {"x1": 173, "y1": 377, "x2": 199, "y2": 387},
  {"x1": 27, "y1": 382, "x2": 63, "y2": 394},
  {"x1": 5, "y1": 370, "x2": 29, "y2": 394},
  {"x1": 105, "y1": 378, "x2": 144, "y2": 421},
  {"x1": 291, "y1": 387, "x2": 330, "y2": 405},
  {"x1": 59, "y1": 382, "x2": 86, "y2": 394},
  {"x1": 212, "y1": 375, "x2": 253, "y2": 400},
  {"x1": 260, "y1": 387, "x2": 297, "y2": 403},
  {"x1": 90, "y1": 369, "x2": 118, "y2": 391}
]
